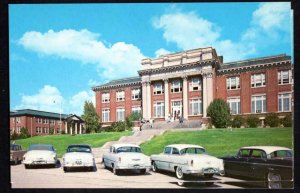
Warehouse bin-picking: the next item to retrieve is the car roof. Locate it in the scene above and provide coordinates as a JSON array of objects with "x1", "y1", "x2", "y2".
[
  {"x1": 67, "y1": 144, "x2": 91, "y2": 148},
  {"x1": 166, "y1": 144, "x2": 205, "y2": 151},
  {"x1": 112, "y1": 143, "x2": 140, "y2": 149},
  {"x1": 29, "y1": 144, "x2": 53, "y2": 147},
  {"x1": 241, "y1": 146, "x2": 292, "y2": 155}
]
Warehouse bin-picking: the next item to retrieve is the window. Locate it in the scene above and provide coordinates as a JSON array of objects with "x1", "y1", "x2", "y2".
[
  {"x1": 278, "y1": 93, "x2": 292, "y2": 112},
  {"x1": 102, "y1": 109, "x2": 110, "y2": 122},
  {"x1": 116, "y1": 91, "x2": 125, "y2": 101},
  {"x1": 153, "y1": 102, "x2": 165, "y2": 118},
  {"x1": 251, "y1": 95, "x2": 266, "y2": 113},
  {"x1": 239, "y1": 149, "x2": 251, "y2": 157},
  {"x1": 251, "y1": 150, "x2": 266, "y2": 159},
  {"x1": 171, "y1": 80, "x2": 182, "y2": 93},
  {"x1": 153, "y1": 82, "x2": 164, "y2": 95},
  {"x1": 227, "y1": 97, "x2": 241, "y2": 115},
  {"x1": 15, "y1": 126, "x2": 21, "y2": 133},
  {"x1": 36, "y1": 118, "x2": 42, "y2": 123},
  {"x1": 132, "y1": 106, "x2": 141, "y2": 115},
  {"x1": 189, "y1": 99, "x2": 202, "y2": 115},
  {"x1": 44, "y1": 127, "x2": 49, "y2": 133},
  {"x1": 251, "y1": 73, "x2": 266, "y2": 87},
  {"x1": 36, "y1": 127, "x2": 42, "y2": 134},
  {"x1": 50, "y1": 119, "x2": 55, "y2": 125},
  {"x1": 116, "y1": 108, "x2": 125, "y2": 122},
  {"x1": 102, "y1": 93, "x2": 110, "y2": 103},
  {"x1": 189, "y1": 77, "x2": 201, "y2": 91},
  {"x1": 131, "y1": 88, "x2": 141, "y2": 100},
  {"x1": 227, "y1": 76, "x2": 240, "y2": 90},
  {"x1": 43, "y1": 119, "x2": 49, "y2": 124},
  {"x1": 278, "y1": 70, "x2": 292, "y2": 84},
  {"x1": 16, "y1": 117, "x2": 21, "y2": 123},
  {"x1": 172, "y1": 148, "x2": 180, "y2": 155},
  {"x1": 164, "y1": 147, "x2": 172, "y2": 154},
  {"x1": 57, "y1": 128, "x2": 61, "y2": 134}
]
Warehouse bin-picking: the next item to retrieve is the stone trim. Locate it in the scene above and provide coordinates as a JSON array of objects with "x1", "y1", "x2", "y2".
[{"x1": 92, "y1": 81, "x2": 141, "y2": 91}]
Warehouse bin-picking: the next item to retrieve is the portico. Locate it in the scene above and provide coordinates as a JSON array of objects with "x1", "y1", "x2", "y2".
[{"x1": 64, "y1": 114, "x2": 85, "y2": 135}]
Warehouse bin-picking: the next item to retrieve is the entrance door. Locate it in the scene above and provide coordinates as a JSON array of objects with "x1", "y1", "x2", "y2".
[{"x1": 171, "y1": 101, "x2": 182, "y2": 120}]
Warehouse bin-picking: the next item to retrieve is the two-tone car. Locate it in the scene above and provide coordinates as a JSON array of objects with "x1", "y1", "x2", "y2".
[
  {"x1": 221, "y1": 146, "x2": 293, "y2": 189},
  {"x1": 10, "y1": 144, "x2": 26, "y2": 165},
  {"x1": 150, "y1": 144, "x2": 224, "y2": 182},
  {"x1": 102, "y1": 143, "x2": 151, "y2": 175},
  {"x1": 22, "y1": 144, "x2": 57, "y2": 169},
  {"x1": 62, "y1": 144, "x2": 95, "y2": 172}
]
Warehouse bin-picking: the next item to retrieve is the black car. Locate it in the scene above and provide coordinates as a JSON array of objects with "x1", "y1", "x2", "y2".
[{"x1": 221, "y1": 146, "x2": 293, "y2": 189}]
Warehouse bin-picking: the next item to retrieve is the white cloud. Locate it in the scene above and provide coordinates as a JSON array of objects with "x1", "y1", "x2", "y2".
[
  {"x1": 155, "y1": 48, "x2": 171, "y2": 58},
  {"x1": 69, "y1": 90, "x2": 95, "y2": 115},
  {"x1": 19, "y1": 29, "x2": 146, "y2": 80}
]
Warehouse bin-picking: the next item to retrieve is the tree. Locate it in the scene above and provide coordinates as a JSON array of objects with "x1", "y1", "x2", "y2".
[
  {"x1": 125, "y1": 112, "x2": 142, "y2": 128},
  {"x1": 264, "y1": 113, "x2": 280, "y2": 127},
  {"x1": 19, "y1": 127, "x2": 30, "y2": 139},
  {"x1": 207, "y1": 99, "x2": 231, "y2": 128},
  {"x1": 82, "y1": 101, "x2": 101, "y2": 133}
]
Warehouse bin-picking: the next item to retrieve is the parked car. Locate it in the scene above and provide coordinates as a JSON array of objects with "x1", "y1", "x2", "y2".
[
  {"x1": 102, "y1": 143, "x2": 151, "y2": 175},
  {"x1": 221, "y1": 146, "x2": 293, "y2": 189},
  {"x1": 150, "y1": 144, "x2": 224, "y2": 182},
  {"x1": 10, "y1": 144, "x2": 26, "y2": 165},
  {"x1": 62, "y1": 144, "x2": 95, "y2": 172},
  {"x1": 22, "y1": 144, "x2": 57, "y2": 169}
]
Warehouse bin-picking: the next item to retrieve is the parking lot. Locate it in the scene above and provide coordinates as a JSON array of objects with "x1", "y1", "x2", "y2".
[{"x1": 11, "y1": 159, "x2": 249, "y2": 189}]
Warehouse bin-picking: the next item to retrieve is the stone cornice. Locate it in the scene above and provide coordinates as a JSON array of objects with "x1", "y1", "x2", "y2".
[{"x1": 92, "y1": 81, "x2": 141, "y2": 92}]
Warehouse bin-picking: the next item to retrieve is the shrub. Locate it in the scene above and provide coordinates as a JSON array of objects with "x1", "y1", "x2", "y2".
[
  {"x1": 61, "y1": 130, "x2": 66, "y2": 134},
  {"x1": 10, "y1": 132, "x2": 19, "y2": 140},
  {"x1": 125, "y1": 112, "x2": 142, "y2": 128},
  {"x1": 264, "y1": 113, "x2": 280, "y2": 127},
  {"x1": 281, "y1": 114, "x2": 292, "y2": 127},
  {"x1": 231, "y1": 116, "x2": 244, "y2": 128},
  {"x1": 49, "y1": 127, "x2": 54, "y2": 135},
  {"x1": 207, "y1": 99, "x2": 231, "y2": 128},
  {"x1": 19, "y1": 127, "x2": 30, "y2": 139},
  {"x1": 246, "y1": 115, "x2": 260, "y2": 128},
  {"x1": 110, "y1": 122, "x2": 128, "y2": 132}
]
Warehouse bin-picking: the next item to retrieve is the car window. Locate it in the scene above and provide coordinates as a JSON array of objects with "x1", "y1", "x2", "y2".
[
  {"x1": 270, "y1": 150, "x2": 293, "y2": 158},
  {"x1": 164, "y1": 147, "x2": 172, "y2": 154},
  {"x1": 172, "y1": 148, "x2": 180, "y2": 155},
  {"x1": 29, "y1": 145, "x2": 54, "y2": 151},
  {"x1": 67, "y1": 146, "x2": 91, "y2": 153},
  {"x1": 251, "y1": 150, "x2": 266, "y2": 158},
  {"x1": 180, "y1": 147, "x2": 206, "y2": 155},
  {"x1": 239, "y1": 149, "x2": 251, "y2": 157},
  {"x1": 116, "y1": 146, "x2": 142, "y2": 153}
]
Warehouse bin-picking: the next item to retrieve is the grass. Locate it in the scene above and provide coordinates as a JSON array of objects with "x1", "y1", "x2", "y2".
[
  {"x1": 140, "y1": 128, "x2": 293, "y2": 157},
  {"x1": 13, "y1": 131, "x2": 132, "y2": 157}
]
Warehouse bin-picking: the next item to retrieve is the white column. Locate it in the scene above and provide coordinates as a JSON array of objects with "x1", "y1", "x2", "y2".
[
  {"x1": 142, "y1": 82, "x2": 148, "y2": 120},
  {"x1": 202, "y1": 74, "x2": 207, "y2": 117},
  {"x1": 70, "y1": 123, "x2": 73, "y2": 135},
  {"x1": 182, "y1": 76, "x2": 188, "y2": 120},
  {"x1": 206, "y1": 73, "x2": 213, "y2": 113},
  {"x1": 79, "y1": 123, "x2": 82, "y2": 134},
  {"x1": 164, "y1": 79, "x2": 169, "y2": 120},
  {"x1": 75, "y1": 123, "x2": 78, "y2": 135},
  {"x1": 65, "y1": 122, "x2": 68, "y2": 134},
  {"x1": 146, "y1": 81, "x2": 152, "y2": 120}
]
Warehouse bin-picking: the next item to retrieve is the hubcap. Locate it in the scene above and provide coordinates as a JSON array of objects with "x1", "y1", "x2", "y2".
[{"x1": 177, "y1": 167, "x2": 183, "y2": 178}]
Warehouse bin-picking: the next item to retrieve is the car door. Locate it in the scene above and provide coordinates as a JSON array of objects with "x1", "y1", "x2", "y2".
[
  {"x1": 169, "y1": 147, "x2": 180, "y2": 171},
  {"x1": 247, "y1": 149, "x2": 268, "y2": 179},
  {"x1": 157, "y1": 147, "x2": 172, "y2": 170},
  {"x1": 229, "y1": 149, "x2": 251, "y2": 176}
]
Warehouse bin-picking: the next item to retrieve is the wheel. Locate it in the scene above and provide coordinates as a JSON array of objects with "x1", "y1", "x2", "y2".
[
  {"x1": 25, "y1": 164, "x2": 30, "y2": 169},
  {"x1": 140, "y1": 169, "x2": 146, "y2": 174},
  {"x1": 267, "y1": 172, "x2": 282, "y2": 189},
  {"x1": 205, "y1": 182, "x2": 214, "y2": 186},
  {"x1": 63, "y1": 167, "x2": 69, "y2": 172},
  {"x1": 175, "y1": 166, "x2": 185, "y2": 180},
  {"x1": 204, "y1": 174, "x2": 214, "y2": 179},
  {"x1": 113, "y1": 165, "x2": 119, "y2": 175},
  {"x1": 152, "y1": 161, "x2": 158, "y2": 172},
  {"x1": 89, "y1": 166, "x2": 95, "y2": 171}
]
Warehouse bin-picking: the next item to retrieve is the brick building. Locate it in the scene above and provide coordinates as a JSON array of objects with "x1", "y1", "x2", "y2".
[
  {"x1": 10, "y1": 109, "x2": 85, "y2": 136},
  {"x1": 92, "y1": 47, "x2": 293, "y2": 126}
]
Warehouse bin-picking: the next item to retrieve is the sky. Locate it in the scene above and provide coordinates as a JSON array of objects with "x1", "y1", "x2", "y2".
[{"x1": 9, "y1": 2, "x2": 293, "y2": 116}]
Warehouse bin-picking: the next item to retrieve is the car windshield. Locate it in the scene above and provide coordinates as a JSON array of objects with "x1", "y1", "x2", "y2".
[
  {"x1": 270, "y1": 150, "x2": 293, "y2": 159},
  {"x1": 29, "y1": 145, "x2": 54, "y2": 151},
  {"x1": 180, "y1": 147, "x2": 206, "y2": 155},
  {"x1": 116, "y1": 146, "x2": 142, "y2": 153},
  {"x1": 10, "y1": 144, "x2": 19, "y2": 150},
  {"x1": 67, "y1": 146, "x2": 91, "y2": 153}
]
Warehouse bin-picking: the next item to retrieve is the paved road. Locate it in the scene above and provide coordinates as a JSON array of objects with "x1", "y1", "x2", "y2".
[{"x1": 11, "y1": 161, "x2": 246, "y2": 189}]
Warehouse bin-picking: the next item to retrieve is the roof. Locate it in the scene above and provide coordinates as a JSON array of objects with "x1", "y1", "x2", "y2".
[
  {"x1": 166, "y1": 144, "x2": 205, "y2": 151},
  {"x1": 111, "y1": 143, "x2": 141, "y2": 149},
  {"x1": 92, "y1": 76, "x2": 141, "y2": 91},
  {"x1": 10, "y1": 109, "x2": 69, "y2": 119},
  {"x1": 241, "y1": 146, "x2": 292, "y2": 155},
  {"x1": 67, "y1": 144, "x2": 91, "y2": 148}
]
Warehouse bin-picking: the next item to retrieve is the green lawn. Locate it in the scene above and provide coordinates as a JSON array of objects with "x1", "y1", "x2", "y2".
[
  {"x1": 140, "y1": 128, "x2": 293, "y2": 157},
  {"x1": 13, "y1": 131, "x2": 132, "y2": 157}
]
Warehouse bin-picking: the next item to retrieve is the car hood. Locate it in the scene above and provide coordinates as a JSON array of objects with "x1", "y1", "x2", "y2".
[
  {"x1": 64, "y1": 152, "x2": 94, "y2": 160},
  {"x1": 25, "y1": 150, "x2": 56, "y2": 159}
]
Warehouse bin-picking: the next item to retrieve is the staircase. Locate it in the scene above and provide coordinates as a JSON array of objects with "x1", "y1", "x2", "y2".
[{"x1": 142, "y1": 119, "x2": 204, "y2": 130}]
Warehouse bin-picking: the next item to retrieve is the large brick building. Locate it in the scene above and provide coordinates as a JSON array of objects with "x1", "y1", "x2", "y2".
[{"x1": 92, "y1": 47, "x2": 293, "y2": 126}]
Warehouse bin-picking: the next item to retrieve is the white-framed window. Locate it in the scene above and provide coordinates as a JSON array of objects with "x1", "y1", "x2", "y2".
[
  {"x1": 189, "y1": 77, "x2": 201, "y2": 91},
  {"x1": 16, "y1": 117, "x2": 21, "y2": 123},
  {"x1": 43, "y1": 119, "x2": 49, "y2": 124},
  {"x1": 278, "y1": 93, "x2": 292, "y2": 112},
  {"x1": 132, "y1": 106, "x2": 141, "y2": 115},
  {"x1": 251, "y1": 73, "x2": 266, "y2": 88},
  {"x1": 131, "y1": 88, "x2": 141, "y2": 100},
  {"x1": 153, "y1": 102, "x2": 165, "y2": 118},
  {"x1": 36, "y1": 127, "x2": 42, "y2": 134},
  {"x1": 102, "y1": 93, "x2": 110, "y2": 103},
  {"x1": 36, "y1": 118, "x2": 42, "y2": 123},
  {"x1": 116, "y1": 108, "x2": 125, "y2": 121},
  {"x1": 171, "y1": 80, "x2": 182, "y2": 93},
  {"x1": 227, "y1": 76, "x2": 240, "y2": 90},
  {"x1": 251, "y1": 95, "x2": 266, "y2": 113},
  {"x1": 227, "y1": 97, "x2": 241, "y2": 115},
  {"x1": 50, "y1": 119, "x2": 55, "y2": 125},
  {"x1": 189, "y1": 98, "x2": 202, "y2": 115},
  {"x1": 278, "y1": 70, "x2": 292, "y2": 85},
  {"x1": 153, "y1": 82, "x2": 164, "y2": 95},
  {"x1": 102, "y1": 109, "x2": 110, "y2": 122},
  {"x1": 15, "y1": 126, "x2": 21, "y2": 133},
  {"x1": 116, "y1": 91, "x2": 125, "y2": 102},
  {"x1": 57, "y1": 128, "x2": 61, "y2": 134},
  {"x1": 44, "y1": 127, "x2": 49, "y2": 133}
]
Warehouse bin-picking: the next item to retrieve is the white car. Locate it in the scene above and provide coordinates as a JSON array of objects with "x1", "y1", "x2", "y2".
[
  {"x1": 23, "y1": 144, "x2": 57, "y2": 169},
  {"x1": 102, "y1": 143, "x2": 151, "y2": 175},
  {"x1": 150, "y1": 144, "x2": 224, "y2": 181},
  {"x1": 62, "y1": 144, "x2": 95, "y2": 172}
]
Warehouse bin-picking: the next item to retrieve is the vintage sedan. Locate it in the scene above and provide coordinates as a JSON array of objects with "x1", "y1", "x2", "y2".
[
  {"x1": 102, "y1": 143, "x2": 151, "y2": 175},
  {"x1": 221, "y1": 146, "x2": 293, "y2": 189},
  {"x1": 22, "y1": 144, "x2": 57, "y2": 169},
  {"x1": 150, "y1": 144, "x2": 224, "y2": 181},
  {"x1": 10, "y1": 144, "x2": 26, "y2": 165},
  {"x1": 62, "y1": 144, "x2": 95, "y2": 172}
]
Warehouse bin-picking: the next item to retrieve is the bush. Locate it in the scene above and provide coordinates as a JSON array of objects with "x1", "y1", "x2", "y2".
[
  {"x1": 264, "y1": 113, "x2": 280, "y2": 127},
  {"x1": 231, "y1": 116, "x2": 244, "y2": 128},
  {"x1": 207, "y1": 99, "x2": 231, "y2": 128},
  {"x1": 61, "y1": 130, "x2": 66, "y2": 134},
  {"x1": 10, "y1": 132, "x2": 19, "y2": 140},
  {"x1": 49, "y1": 127, "x2": 54, "y2": 135},
  {"x1": 281, "y1": 114, "x2": 292, "y2": 127},
  {"x1": 246, "y1": 115, "x2": 260, "y2": 128},
  {"x1": 109, "y1": 122, "x2": 128, "y2": 132},
  {"x1": 125, "y1": 112, "x2": 142, "y2": 128}
]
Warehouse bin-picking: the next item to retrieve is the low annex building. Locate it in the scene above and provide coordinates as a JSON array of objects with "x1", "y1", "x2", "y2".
[
  {"x1": 92, "y1": 47, "x2": 292, "y2": 126},
  {"x1": 10, "y1": 109, "x2": 85, "y2": 136}
]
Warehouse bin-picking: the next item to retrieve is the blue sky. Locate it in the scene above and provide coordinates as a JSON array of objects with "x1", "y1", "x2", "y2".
[{"x1": 9, "y1": 2, "x2": 293, "y2": 115}]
